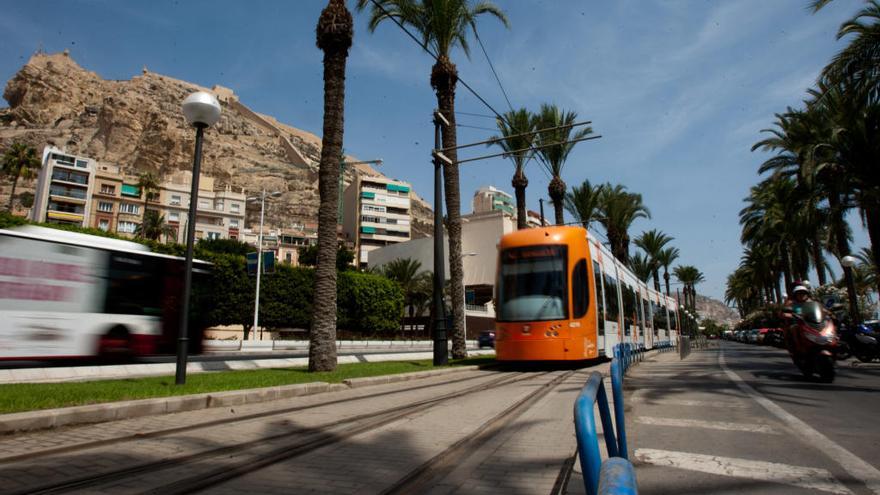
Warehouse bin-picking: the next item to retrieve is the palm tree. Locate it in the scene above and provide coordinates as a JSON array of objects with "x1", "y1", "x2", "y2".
[
  {"x1": 490, "y1": 108, "x2": 535, "y2": 230},
  {"x1": 564, "y1": 179, "x2": 604, "y2": 231},
  {"x1": 381, "y1": 258, "x2": 430, "y2": 333},
  {"x1": 855, "y1": 246, "x2": 879, "y2": 295},
  {"x1": 629, "y1": 252, "x2": 653, "y2": 284},
  {"x1": 815, "y1": 0, "x2": 880, "y2": 102},
  {"x1": 2, "y1": 143, "x2": 41, "y2": 212},
  {"x1": 136, "y1": 172, "x2": 160, "y2": 210},
  {"x1": 598, "y1": 183, "x2": 650, "y2": 265},
  {"x1": 535, "y1": 104, "x2": 593, "y2": 225},
  {"x1": 674, "y1": 265, "x2": 704, "y2": 311},
  {"x1": 135, "y1": 210, "x2": 175, "y2": 241},
  {"x1": 310, "y1": 0, "x2": 353, "y2": 372},
  {"x1": 356, "y1": 0, "x2": 509, "y2": 360},
  {"x1": 634, "y1": 229, "x2": 673, "y2": 293},
  {"x1": 655, "y1": 246, "x2": 680, "y2": 297}
]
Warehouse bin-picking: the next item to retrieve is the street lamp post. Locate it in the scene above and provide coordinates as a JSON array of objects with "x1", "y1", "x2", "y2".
[
  {"x1": 539, "y1": 198, "x2": 546, "y2": 227},
  {"x1": 177, "y1": 91, "x2": 221, "y2": 385},
  {"x1": 841, "y1": 255, "x2": 861, "y2": 325},
  {"x1": 247, "y1": 190, "x2": 282, "y2": 340}
]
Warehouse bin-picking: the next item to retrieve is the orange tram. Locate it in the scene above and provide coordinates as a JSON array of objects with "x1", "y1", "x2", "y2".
[{"x1": 494, "y1": 226, "x2": 681, "y2": 361}]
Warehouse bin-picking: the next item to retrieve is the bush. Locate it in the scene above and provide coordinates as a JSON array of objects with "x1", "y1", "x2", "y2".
[
  {"x1": 259, "y1": 264, "x2": 314, "y2": 330},
  {"x1": 338, "y1": 271, "x2": 404, "y2": 334}
]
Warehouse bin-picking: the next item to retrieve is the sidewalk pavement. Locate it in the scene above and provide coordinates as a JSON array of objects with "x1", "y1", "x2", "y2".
[{"x1": 625, "y1": 346, "x2": 853, "y2": 494}]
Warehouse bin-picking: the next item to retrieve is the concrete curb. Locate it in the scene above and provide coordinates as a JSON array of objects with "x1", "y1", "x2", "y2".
[{"x1": 0, "y1": 365, "x2": 482, "y2": 435}]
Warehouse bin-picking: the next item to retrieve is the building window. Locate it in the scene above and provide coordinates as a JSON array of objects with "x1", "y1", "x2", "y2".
[
  {"x1": 363, "y1": 204, "x2": 386, "y2": 213},
  {"x1": 168, "y1": 212, "x2": 180, "y2": 222},
  {"x1": 199, "y1": 199, "x2": 210, "y2": 208},
  {"x1": 214, "y1": 200, "x2": 224, "y2": 211},
  {"x1": 120, "y1": 203, "x2": 140, "y2": 215},
  {"x1": 75, "y1": 159, "x2": 89, "y2": 169},
  {"x1": 118, "y1": 221, "x2": 138, "y2": 234},
  {"x1": 50, "y1": 153, "x2": 75, "y2": 165},
  {"x1": 207, "y1": 232, "x2": 221, "y2": 240},
  {"x1": 97, "y1": 201, "x2": 113, "y2": 213},
  {"x1": 169, "y1": 194, "x2": 182, "y2": 206},
  {"x1": 229, "y1": 219, "x2": 239, "y2": 228},
  {"x1": 98, "y1": 219, "x2": 110, "y2": 231},
  {"x1": 48, "y1": 201, "x2": 84, "y2": 214},
  {"x1": 51, "y1": 168, "x2": 89, "y2": 185},
  {"x1": 49, "y1": 184, "x2": 87, "y2": 199},
  {"x1": 100, "y1": 184, "x2": 116, "y2": 195},
  {"x1": 230, "y1": 202, "x2": 240, "y2": 213},
  {"x1": 361, "y1": 215, "x2": 382, "y2": 224}
]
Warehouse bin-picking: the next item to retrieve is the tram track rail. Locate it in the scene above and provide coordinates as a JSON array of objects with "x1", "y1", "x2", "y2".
[
  {"x1": 9, "y1": 371, "x2": 547, "y2": 495},
  {"x1": 380, "y1": 370, "x2": 577, "y2": 495}
]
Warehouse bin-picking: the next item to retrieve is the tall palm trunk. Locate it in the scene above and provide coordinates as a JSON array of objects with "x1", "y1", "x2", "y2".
[
  {"x1": 866, "y1": 204, "x2": 880, "y2": 295},
  {"x1": 6, "y1": 176, "x2": 19, "y2": 211},
  {"x1": 549, "y1": 176, "x2": 566, "y2": 225},
  {"x1": 512, "y1": 172, "x2": 528, "y2": 230},
  {"x1": 811, "y1": 233, "x2": 827, "y2": 286},
  {"x1": 310, "y1": 0, "x2": 352, "y2": 372},
  {"x1": 663, "y1": 270, "x2": 670, "y2": 296},
  {"x1": 780, "y1": 249, "x2": 793, "y2": 291},
  {"x1": 432, "y1": 55, "x2": 467, "y2": 359}
]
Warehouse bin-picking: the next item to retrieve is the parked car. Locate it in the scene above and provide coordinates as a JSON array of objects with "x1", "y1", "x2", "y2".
[
  {"x1": 478, "y1": 331, "x2": 495, "y2": 349},
  {"x1": 756, "y1": 328, "x2": 770, "y2": 345},
  {"x1": 748, "y1": 329, "x2": 760, "y2": 344}
]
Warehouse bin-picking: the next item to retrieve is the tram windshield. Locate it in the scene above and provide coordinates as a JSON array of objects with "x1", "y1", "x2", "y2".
[{"x1": 497, "y1": 245, "x2": 568, "y2": 322}]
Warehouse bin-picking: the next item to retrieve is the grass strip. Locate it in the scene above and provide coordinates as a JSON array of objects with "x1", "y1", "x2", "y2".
[{"x1": 0, "y1": 356, "x2": 495, "y2": 414}]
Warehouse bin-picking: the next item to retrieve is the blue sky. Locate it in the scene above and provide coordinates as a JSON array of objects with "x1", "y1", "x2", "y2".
[{"x1": 0, "y1": 0, "x2": 870, "y2": 302}]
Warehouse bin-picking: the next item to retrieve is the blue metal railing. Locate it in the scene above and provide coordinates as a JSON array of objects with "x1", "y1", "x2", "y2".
[{"x1": 574, "y1": 356, "x2": 636, "y2": 495}]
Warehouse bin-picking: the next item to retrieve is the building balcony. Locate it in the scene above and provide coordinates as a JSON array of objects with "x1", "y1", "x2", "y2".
[
  {"x1": 46, "y1": 211, "x2": 84, "y2": 222},
  {"x1": 49, "y1": 194, "x2": 87, "y2": 204}
]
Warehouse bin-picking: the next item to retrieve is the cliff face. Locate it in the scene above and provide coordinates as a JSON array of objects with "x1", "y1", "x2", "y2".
[
  {"x1": 695, "y1": 294, "x2": 739, "y2": 329},
  {"x1": 0, "y1": 52, "x2": 433, "y2": 236}
]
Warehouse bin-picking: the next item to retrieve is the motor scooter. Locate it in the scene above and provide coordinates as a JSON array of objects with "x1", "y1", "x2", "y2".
[{"x1": 784, "y1": 301, "x2": 839, "y2": 383}]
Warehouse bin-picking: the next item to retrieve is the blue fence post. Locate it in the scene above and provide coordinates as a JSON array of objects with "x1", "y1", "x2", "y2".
[{"x1": 610, "y1": 359, "x2": 629, "y2": 459}]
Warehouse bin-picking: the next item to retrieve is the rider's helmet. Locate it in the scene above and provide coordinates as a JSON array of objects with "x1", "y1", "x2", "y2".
[{"x1": 792, "y1": 285, "x2": 809, "y2": 296}]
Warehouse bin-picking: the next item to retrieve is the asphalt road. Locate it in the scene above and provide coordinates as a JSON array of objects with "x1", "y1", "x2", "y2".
[
  {"x1": 722, "y1": 341, "x2": 880, "y2": 479},
  {"x1": 628, "y1": 341, "x2": 880, "y2": 494}
]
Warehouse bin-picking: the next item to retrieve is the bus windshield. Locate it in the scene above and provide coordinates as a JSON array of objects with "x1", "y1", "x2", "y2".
[{"x1": 497, "y1": 245, "x2": 568, "y2": 322}]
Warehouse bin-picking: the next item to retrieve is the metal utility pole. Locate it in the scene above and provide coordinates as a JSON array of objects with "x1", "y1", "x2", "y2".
[
  {"x1": 432, "y1": 110, "x2": 450, "y2": 366},
  {"x1": 539, "y1": 198, "x2": 546, "y2": 227}
]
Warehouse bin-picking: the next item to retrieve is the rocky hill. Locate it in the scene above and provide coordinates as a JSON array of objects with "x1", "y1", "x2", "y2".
[
  {"x1": 695, "y1": 294, "x2": 738, "y2": 329},
  {"x1": 0, "y1": 51, "x2": 433, "y2": 236}
]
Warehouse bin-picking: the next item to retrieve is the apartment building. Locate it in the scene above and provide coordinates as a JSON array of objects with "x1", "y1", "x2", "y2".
[
  {"x1": 31, "y1": 147, "x2": 97, "y2": 226},
  {"x1": 88, "y1": 163, "x2": 147, "y2": 234},
  {"x1": 342, "y1": 175, "x2": 412, "y2": 268},
  {"x1": 160, "y1": 171, "x2": 246, "y2": 242},
  {"x1": 472, "y1": 186, "x2": 515, "y2": 216}
]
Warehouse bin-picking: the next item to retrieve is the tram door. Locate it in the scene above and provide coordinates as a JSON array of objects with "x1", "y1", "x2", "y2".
[{"x1": 592, "y1": 260, "x2": 606, "y2": 354}]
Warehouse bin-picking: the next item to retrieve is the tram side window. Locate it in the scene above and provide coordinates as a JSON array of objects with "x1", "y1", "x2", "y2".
[
  {"x1": 623, "y1": 285, "x2": 636, "y2": 336},
  {"x1": 642, "y1": 298, "x2": 652, "y2": 330},
  {"x1": 657, "y1": 303, "x2": 668, "y2": 331},
  {"x1": 604, "y1": 274, "x2": 620, "y2": 323},
  {"x1": 571, "y1": 259, "x2": 589, "y2": 319},
  {"x1": 592, "y1": 261, "x2": 605, "y2": 334},
  {"x1": 670, "y1": 309, "x2": 679, "y2": 330},
  {"x1": 104, "y1": 254, "x2": 163, "y2": 316}
]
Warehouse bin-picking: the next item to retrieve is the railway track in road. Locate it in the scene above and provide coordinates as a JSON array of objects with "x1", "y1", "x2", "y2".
[{"x1": 7, "y1": 371, "x2": 552, "y2": 495}]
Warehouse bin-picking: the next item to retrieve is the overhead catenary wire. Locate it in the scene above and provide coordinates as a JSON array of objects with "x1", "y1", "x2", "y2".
[
  {"x1": 364, "y1": 0, "x2": 595, "y2": 188},
  {"x1": 474, "y1": 27, "x2": 514, "y2": 113}
]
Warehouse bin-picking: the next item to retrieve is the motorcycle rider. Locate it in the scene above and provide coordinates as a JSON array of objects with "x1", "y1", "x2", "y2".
[{"x1": 783, "y1": 284, "x2": 813, "y2": 318}]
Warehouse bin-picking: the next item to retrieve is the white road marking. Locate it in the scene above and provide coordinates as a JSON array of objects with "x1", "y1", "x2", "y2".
[
  {"x1": 631, "y1": 397, "x2": 749, "y2": 408},
  {"x1": 720, "y1": 347, "x2": 880, "y2": 494},
  {"x1": 635, "y1": 416, "x2": 778, "y2": 434},
  {"x1": 634, "y1": 448, "x2": 853, "y2": 495}
]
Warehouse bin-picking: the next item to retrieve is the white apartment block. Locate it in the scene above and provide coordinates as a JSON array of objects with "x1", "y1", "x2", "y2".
[
  {"x1": 472, "y1": 185, "x2": 515, "y2": 216},
  {"x1": 31, "y1": 147, "x2": 96, "y2": 226},
  {"x1": 342, "y1": 175, "x2": 412, "y2": 268}
]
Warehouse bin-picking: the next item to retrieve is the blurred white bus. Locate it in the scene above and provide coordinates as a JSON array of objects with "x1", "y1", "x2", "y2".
[{"x1": 0, "y1": 226, "x2": 208, "y2": 360}]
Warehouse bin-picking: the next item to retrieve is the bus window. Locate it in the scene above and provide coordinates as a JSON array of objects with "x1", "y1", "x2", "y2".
[
  {"x1": 497, "y1": 245, "x2": 568, "y2": 322},
  {"x1": 571, "y1": 259, "x2": 589, "y2": 319},
  {"x1": 604, "y1": 274, "x2": 620, "y2": 323},
  {"x1": 592, "y1": 261, "x2": 605, "y2": 335},
  {"x1": 104, "y1": 253, "x2": 163, "y2": 316}
]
